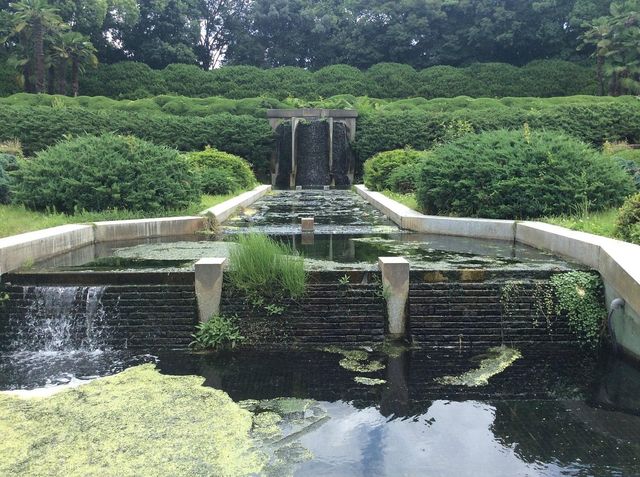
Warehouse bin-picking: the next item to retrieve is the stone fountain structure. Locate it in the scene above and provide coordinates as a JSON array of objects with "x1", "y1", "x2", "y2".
[{"x1": 267, "y1": 109, "x2": 358, "y2": 188}]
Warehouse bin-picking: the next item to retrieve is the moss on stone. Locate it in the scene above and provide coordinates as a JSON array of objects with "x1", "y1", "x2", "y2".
[
  {"x1": 0, "y1": 364, "x2": 268, "y2": 477},
  {"x1": 435, "y1": 346, "x2": 522, "y2": 387}
]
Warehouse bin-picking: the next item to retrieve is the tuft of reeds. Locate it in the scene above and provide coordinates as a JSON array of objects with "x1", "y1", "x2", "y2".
[{"x1": 228, "y1": 233, "x2": 306, "y2": 303}]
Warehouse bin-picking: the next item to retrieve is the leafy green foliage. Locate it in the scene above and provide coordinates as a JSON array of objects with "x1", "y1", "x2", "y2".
[
  {"x1": 228, "y1": 234, "x2": 306, "y2": 311},
  {"x1": 416, "y1": 129, "x2": 635, "y2": 219},
  {"x1": 616, "y1": 193, "x2": 640, "y2": 244},
  {"x1": 363, "y1": 148, "x2": 428, "y2": 192},
  {"x1": 12, "y1": 134, "x2": 200, "y2": 213},
  {"x1": 550, "y1": 271, "x2": 607, "y2": 347},
  {"x1": 51, "y1": 59, "x2": 599, "y2": 101},
  {"x1": 0, "y1": 153, "x2": 18, "y2": 204},
  {"x1": 190, "y1": 314, "x2": 244, "y2": 350},
  {"x1": 185, "y1": 147, "x2": 256, "y2": 195}
]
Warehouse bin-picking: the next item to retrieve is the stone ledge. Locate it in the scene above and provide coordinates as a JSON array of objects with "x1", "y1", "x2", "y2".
[
  {"x1": 200, "y1": 185, "x2": 271, "y2": 223},
  {"x1": 94, "y1": 216, "x2": 204, "y2": 242},
  {"x1": 0, "y1": 224, "x2": 94, "y2": 275}
]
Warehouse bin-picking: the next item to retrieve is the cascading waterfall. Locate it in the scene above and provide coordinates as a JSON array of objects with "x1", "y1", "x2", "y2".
[{"x1": 10, "y1": 286, "x2": 110, "y2": 352}]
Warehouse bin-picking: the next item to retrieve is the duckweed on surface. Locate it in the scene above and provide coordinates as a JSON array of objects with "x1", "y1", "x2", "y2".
[
  {"x1": 354, "y1": 377, "x2": 387, "y2": 386},
  {"x1": 323, "y1": 346, "x2": 386, "y2": 373},
  {"x1": 0, "y1": 364, "x2": 308, "y2": 477},
  {"x1": 436, "y1": 346, "x2": 522, "y2": 387}
]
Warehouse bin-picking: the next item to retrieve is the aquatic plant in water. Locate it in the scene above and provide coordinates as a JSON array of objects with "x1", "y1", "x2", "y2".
[
  {"x1": 436, "y1": 346, "x2": 522, "y2": 387},
  {"x1": 323, "y1": 346, "x2": 386, "y2": 373},
  {"x1": 354, "y1": 377, "x2": 387, "y2": 386}
]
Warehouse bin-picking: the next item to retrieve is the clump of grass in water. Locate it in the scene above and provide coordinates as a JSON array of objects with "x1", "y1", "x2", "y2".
[
  {"x1": 436, "y1": 346, "x2": 522, "y2": 387},
  {"x1": 228, "y1": 233, "x2": 306, "y2": 309}
]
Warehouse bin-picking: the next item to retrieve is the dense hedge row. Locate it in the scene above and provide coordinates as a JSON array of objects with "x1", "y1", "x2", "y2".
[
  {"x1": 0, "y1": 106, "x2": 273, "y2": 173},
  {"x1": 56, "y1": 60, "x2": 600, "y2": 100},
  {"x1": 354, "y1": 101, "x2": 640, "y2": 163},
  {"x1": 1, "y1": 95, "x2": 638, "y2": 177}
]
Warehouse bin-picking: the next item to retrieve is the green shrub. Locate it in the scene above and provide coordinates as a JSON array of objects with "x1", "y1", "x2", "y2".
[
  {"x1": 161, "y1": 64, "x2": 218, "y2": 97},
  {"x1": 264, "y1": 67, "x2": 316, "y2": 99},
  {"x1": 0, "y1": 61, "x2": 21, "y2": 97},
  {"x1": 80, "y1": 62, "x2": 168, "y2": 98},
  {"x1": 363, "y1": 148, "x2": 427, "y2": 192},
  {"x1": 190, "y1": 314, "x2": 244, "y2": 350},
  {"x1": 365, "y1": 63, "x2": 418, "y2": 98},
  {"x1": 416, "y1": 66, "x2": 480, "y2": 98},
  {"x1": 313, "y1": 65, "x2": 372, "y2": 98},
  {"x1": 521, "y1": 60, "x2": 598, "y2": 97},
  {"x1": 228, "y1": 234, "x2": 306, "y2": 309},
  {"x1": 616, "y1": 193, "x2": 640, "y2": 244},
  {"x1": 613, "y1": 158, "x2": 640, "y2": 190},
  {"x1": 387, "y1": 160, "x2": 425, "y2": 193},
  {"x1": 0, "y1": 153, "x2": 18, "y2": 204},
  {"x1": 0, "y1": 105, "x2": 274, "y2": 173},
  {"x1": 12, "y1": 134, "x2": 200, "y2": 213},
  {"x1": 416, "y1": 129, "x2": 635, "y2": 219},
  {"x1": 185, "y1": 147, "x2": 256, "y2": 195}
]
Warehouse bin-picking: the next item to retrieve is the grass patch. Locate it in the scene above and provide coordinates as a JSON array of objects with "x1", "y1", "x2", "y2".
[
  {"x1": 542, "y1": 208, "x2": 619, "y2": 239},
  {"x1": 381, "y1": 190, "x2": 421, "y2": 212},
  {"x1": 228, "y1": 234, "x2": 306, "y2": 309},
  {"x1": 0, "y1": 192, "x2": 246, "y2": 238}
]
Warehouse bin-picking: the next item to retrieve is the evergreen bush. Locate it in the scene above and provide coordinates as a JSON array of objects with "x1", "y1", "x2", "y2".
[
  {"x1": 185, "y1": 147, "x2": 256, "y2": 195},
  {"x1": 617, "y1": 193, "x2": 640, "y2": 244},
  {"x1": 415, "y1": 129, "x2": 635, "y2": 219},
  {"x1": 363, "y1": 148, "x2": 428, "y2": 192},
  {"x1": 12, "y1": 134, "x2": 200, "y2": 213}
]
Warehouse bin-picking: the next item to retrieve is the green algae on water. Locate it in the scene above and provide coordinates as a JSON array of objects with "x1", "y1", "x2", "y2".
[
  {"x1": 323, "y1": 346, "x2": 386, "y2": 373},
  {"x1": 0, "y1": 364, "x2": 267, "y2": 477},
  {"x1": 435, "y1": 346, "x2": 522, "y2": 387},
  {"x1": 354, "y1": 377, "x2": 387, "y2": 386}
]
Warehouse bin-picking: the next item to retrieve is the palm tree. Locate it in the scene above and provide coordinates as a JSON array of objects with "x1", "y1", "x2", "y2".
[
  {"x1": 10, "y1": 0, "x2": 64, "y2": 93},
  {"x1": 65, "y1": 32, "x2": 97, "y2": 96}
]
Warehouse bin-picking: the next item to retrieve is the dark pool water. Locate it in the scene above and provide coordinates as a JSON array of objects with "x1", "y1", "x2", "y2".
[{"x1": 3, "y1": 347, "x2": 639, "y2": 476}]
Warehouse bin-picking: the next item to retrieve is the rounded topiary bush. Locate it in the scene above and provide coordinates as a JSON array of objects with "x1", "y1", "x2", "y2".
[
  {"x1": 185, "y1": 147, "x2": 256, "y2": 195},
  {"x1": 364, "y1": 148, "x2": 428, "y2": 192},
  {"x1": 416, "y1": 129, "x2": 635, "y2": 219},
  {"x1": 617, "y1": 193, "x2": 640, "y2": 244},
  {"x1": 13, "y1": 134, "x2": 200, "y2": 213}
]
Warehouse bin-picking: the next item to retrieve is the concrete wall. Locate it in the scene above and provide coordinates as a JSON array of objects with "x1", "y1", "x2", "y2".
[
  {"x1": 355, "y1": 185, "x2": 640, "y2": 360},
  {"x1": 0, "y1": 185, "x2": 271, "y2": 276}
]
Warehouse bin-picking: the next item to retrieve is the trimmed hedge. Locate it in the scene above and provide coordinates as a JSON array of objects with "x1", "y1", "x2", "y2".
[
  {"x1": 12, "y1": 134, "x2": 200, "y2": 213},
  {"x1": 0, "y1": 106, "x2": 274, "y2": 174},
  {"x1": 185, "y1": 147, "x2": 256, "y2": 195},
  {"x1": 354, "y1": 100, "x2": 640, "y2": 163},
  {"x1": 61, "y1": 59, "x2": 598, "y2": 100},
  {"x1": 415, "y1": 129, "x2": 634, "y2": 220}
]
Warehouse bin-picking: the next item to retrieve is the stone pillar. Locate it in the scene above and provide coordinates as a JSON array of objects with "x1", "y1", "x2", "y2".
[
  {"x1": 290, "y1": 117, "x2": 298, "y2": 188},
  {"x1": 328, "y1": 117, "x2": 334, "y2": 187},
  {"x1": 378, "y1": 257, "x2": 409, "y2": 339},
  {"x1": 195, "y1": 257, "x2": 227, "y2": 322}
]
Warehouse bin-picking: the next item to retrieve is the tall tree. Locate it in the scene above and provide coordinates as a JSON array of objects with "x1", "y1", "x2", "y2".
[
  {"x1": 580, "y1": 0, "x2": 640, "y2": 95},
  {"x1": 50, "y1": 30, "x2": 96, "y2": 95},
  {"x1": 10, "y1": 0, "x2": 64, "y2": 92}
]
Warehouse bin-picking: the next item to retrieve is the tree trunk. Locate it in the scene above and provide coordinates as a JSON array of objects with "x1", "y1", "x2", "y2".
[
  {"x1": 33, "y1": 18, "x2": 45, "y2": 93},
  {"x1": 596, "y1": 55, "x2": 605, "y2": 96},
  {"x1": 71, "y1": 59, "x2": 79, "y2": 97},
  {"x1": 57, "y1": 60, "x2": 67, "y2": 95}
]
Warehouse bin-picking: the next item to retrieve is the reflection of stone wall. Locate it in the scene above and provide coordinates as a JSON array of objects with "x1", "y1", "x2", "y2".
[{"x1": 220, "y1": 279, "x2": 386, "y2": 347}]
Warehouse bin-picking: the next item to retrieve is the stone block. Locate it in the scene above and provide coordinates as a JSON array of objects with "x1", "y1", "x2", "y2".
[
  {"x1": 195, "y1": 257, "x2": 227, "y2": 322},
  {"x1": 378, "y1": 257, "x2": 410, "y2": 338}
]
